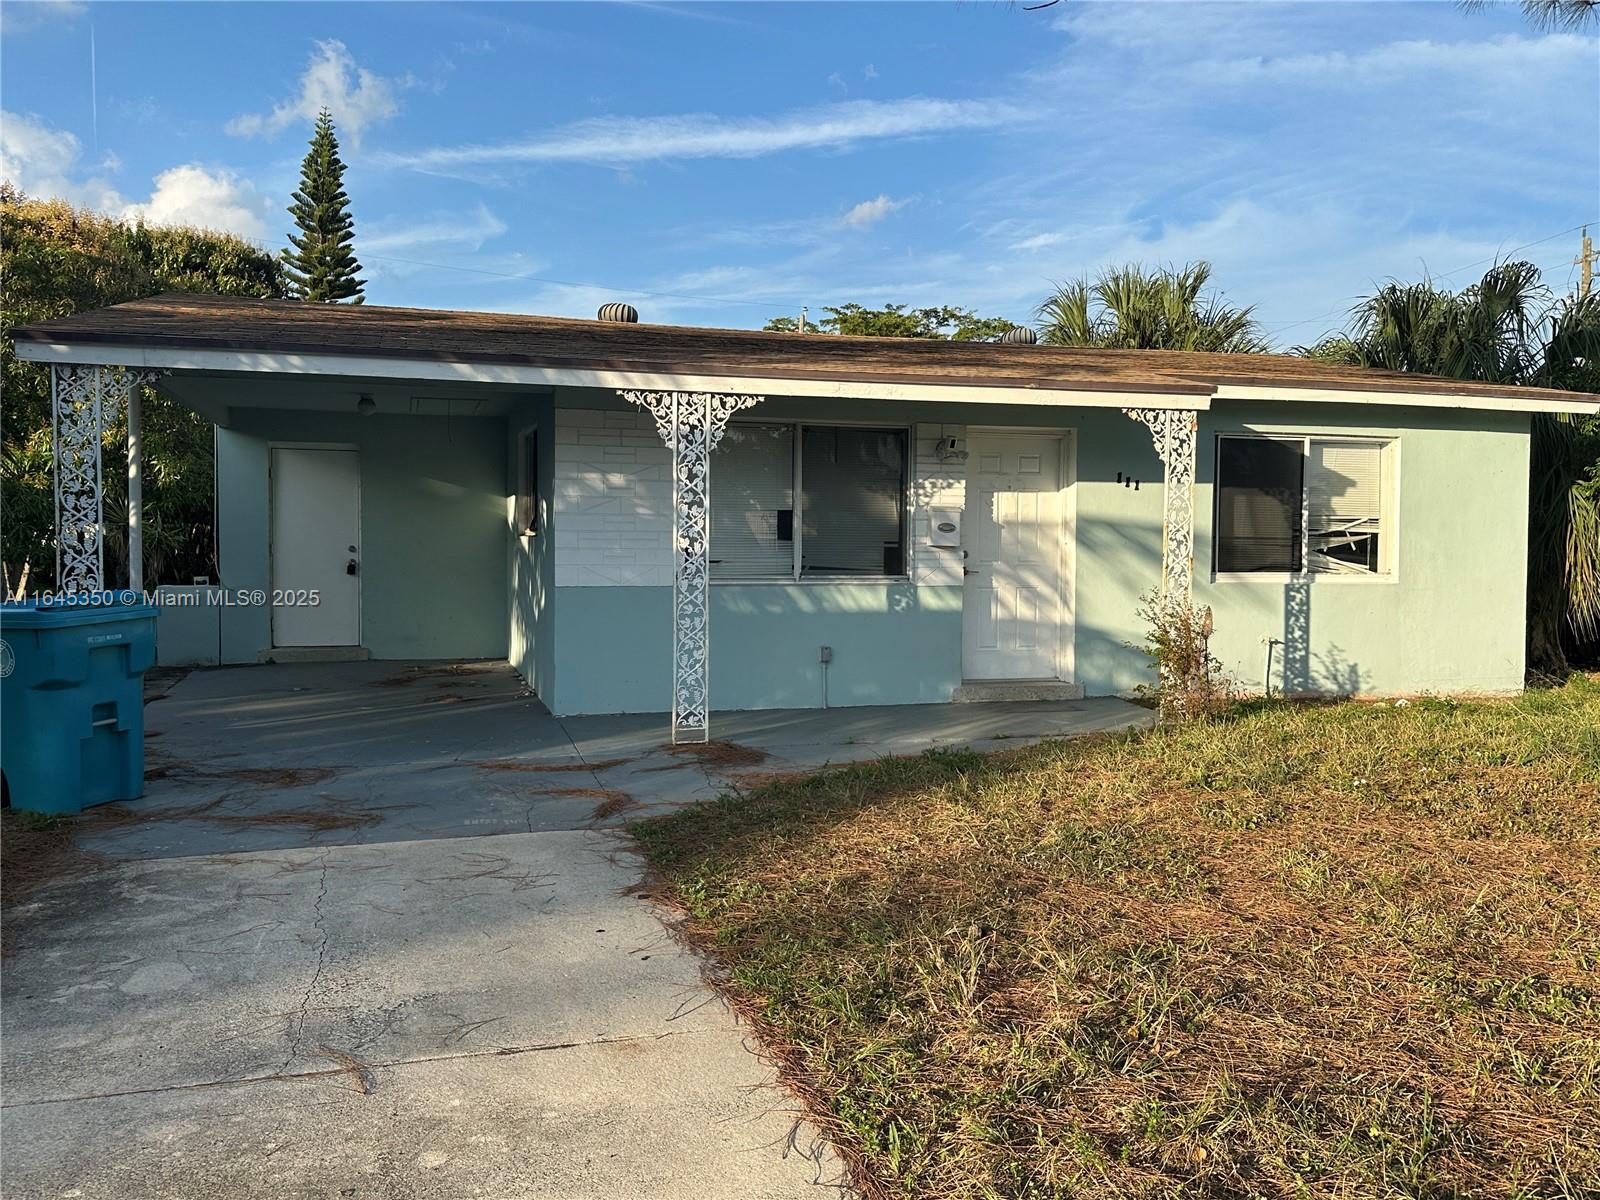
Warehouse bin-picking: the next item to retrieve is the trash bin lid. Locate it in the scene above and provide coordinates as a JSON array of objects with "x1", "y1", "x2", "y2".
[{"x1": 1, "y1": 596, "x2": 159, "y2": 629}]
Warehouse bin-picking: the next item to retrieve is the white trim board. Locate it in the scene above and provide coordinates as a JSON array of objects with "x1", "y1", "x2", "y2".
[{"x1": 1214, "y1": 383, "x2": 1597, "y2": 417}]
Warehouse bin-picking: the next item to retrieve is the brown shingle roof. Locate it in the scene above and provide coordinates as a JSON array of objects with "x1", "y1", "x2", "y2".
[{"x1": 12, "y1": 292, "x2": 1596, "y2": 408}]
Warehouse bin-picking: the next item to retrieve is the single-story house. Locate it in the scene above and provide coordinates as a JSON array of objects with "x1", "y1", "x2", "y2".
[{"x1": 15, "y1": 293, "x2": 1598, "y2": 741}]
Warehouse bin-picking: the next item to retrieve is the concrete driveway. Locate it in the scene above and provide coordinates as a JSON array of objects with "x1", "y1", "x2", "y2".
[{"x1": 1, "y1": 660, "x2": 1152, "y2": 1199}]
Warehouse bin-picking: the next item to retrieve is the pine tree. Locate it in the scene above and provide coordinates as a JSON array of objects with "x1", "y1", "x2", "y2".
[{"x1": 282, "y1": 109, "x2": 365, "y2": 303}]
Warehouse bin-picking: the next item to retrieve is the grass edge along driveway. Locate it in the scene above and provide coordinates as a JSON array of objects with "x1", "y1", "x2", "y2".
[{"x1": 636, "y1": 680, "x2": 1600, "y2": 1200}]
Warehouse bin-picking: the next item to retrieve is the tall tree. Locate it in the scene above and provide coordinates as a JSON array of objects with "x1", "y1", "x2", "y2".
[
  {"x1": 1302, "y1": 262, "x2": 1600, "y2": 671},
  {"x1": 1, "y1": 185, "x2": 286, "y2": 593},
  {"x1": 1035, "y1": 262, "x2": 1268, "y2": 352},
  {"x1": 764, "y1": 303, "x2": 1013, "y2": 340},
  {"x1": 282, "y1": 109, "x2": 365, "y2": 303},
  {"x1": 1461, "y1": 0, "x2": 1598, "y2": 31}
]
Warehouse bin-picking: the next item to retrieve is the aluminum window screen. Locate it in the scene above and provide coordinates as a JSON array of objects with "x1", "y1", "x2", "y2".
[
  {"x1": 800, "y1": 427, "x2": 907, "y2": 576},
  {"x1": 709, "y1": 423, "x2": 908, "y2": 580},
  {"x1": 709, "y1": 423, "x2": 794, "y2": 579},
  {"x1": 1307, "y1": 441, "x2": 1384, "y2": 573},
  {"x1": 1216, "y1": 437, "x2": 1304, "y2": 573}
]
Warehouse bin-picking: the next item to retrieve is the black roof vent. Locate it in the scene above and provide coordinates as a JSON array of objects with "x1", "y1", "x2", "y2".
[{"x1": 597, "y1": 302, "x2": 639, "y2": 323}]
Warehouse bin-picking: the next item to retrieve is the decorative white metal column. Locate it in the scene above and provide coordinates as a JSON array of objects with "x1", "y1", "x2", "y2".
[
  {"x1": 620, "y1": 389, "x2": 764, "y2": 743},
  {"x1": 51, "y1": 364, "x2": 163, "y2": 594},
  {"x1": 1124, "y1": 407, "x2": 1200, "y2": 600}
]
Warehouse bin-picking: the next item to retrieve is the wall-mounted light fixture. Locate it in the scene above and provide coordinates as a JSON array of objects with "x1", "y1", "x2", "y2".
[
  {"x1": 356, "y1": 393, "x2": 377, "y2": 416},
  {"x1": 935, "y1": 435, "x2": 968, "y2": 463}
]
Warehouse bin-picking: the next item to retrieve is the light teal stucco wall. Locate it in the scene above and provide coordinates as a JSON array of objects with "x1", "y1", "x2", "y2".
[
  {"x1": 549, "y1": 584, "x2": 961, "y2": 715},
  {"x1": 538, "y1": 393, "x2": 1531, "y2": 714},
  {"x1": 507, "y1": 395, "x2": 556, "y2": 699},
  {"x1": 1193, "y1": 403, "x2": 1530, "y2": 696},
  {"x1": 154, "y1": 587, "x2": 222, "y2": 666},
  {"x1": 215, "y1": 409, "x2": 508, "y2": 662}
]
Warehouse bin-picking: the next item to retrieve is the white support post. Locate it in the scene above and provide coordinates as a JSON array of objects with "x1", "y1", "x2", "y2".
[
  {"x1": 52, "y1": 364, "x2": 108, "y2": 594},
  {"x1": 619, "y1": 389, "x2": 764, "y2": 743},
  {"x1": 51, "y1": 364, "x2": 166, "y2": 595},
  {"x1": 127, "y1": 380, "x2": 143, "y2": 594},
  {"x1": 1124, "y1": 407, "x2": 1200, "y2": 600}
]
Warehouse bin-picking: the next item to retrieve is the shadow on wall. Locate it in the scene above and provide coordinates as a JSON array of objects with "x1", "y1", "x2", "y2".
[{"x1": 1270, "y1": 579, "x2": 1369, "y2": 696}]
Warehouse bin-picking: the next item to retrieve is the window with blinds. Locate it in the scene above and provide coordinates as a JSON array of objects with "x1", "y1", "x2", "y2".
[
  {"x1": 1214, "y1": 435, "x2": 1392, "y2": 576},
  {"x1": 1306, "y1": 441, "x2": 1384, "y2": 573},
  {"x1": 709, "y1": 423, "x2": 907, "y2": 581},
  {"x1": 801, "y1": 427, "x2": 906, "y2": 576},
  {"x1": 710, "y1": 424, "x2": 795, "y2": 579},
  {"x1": 1216, "y1": 438, "x2": 1303, "y2": 573}
]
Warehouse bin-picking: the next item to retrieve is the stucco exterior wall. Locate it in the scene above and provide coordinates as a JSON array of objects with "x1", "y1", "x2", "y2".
[
  {"x1": 1194, "y1": 403, "x2": 1530, "y2": 696},
  {"x1": 530, "y1": 393, "x2": 1530, "y2": 715},
  {"x1": 213, "y1": 408, "x2": 508, "y2": 663}
]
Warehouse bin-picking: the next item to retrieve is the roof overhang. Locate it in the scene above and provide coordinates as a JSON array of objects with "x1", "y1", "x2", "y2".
[
  {"x1": 9, "y1": 340, "x2": 1213, "y2": 412},
  {"x1": 15, "y1": 336, "x2": 1599, "y2": 417}
]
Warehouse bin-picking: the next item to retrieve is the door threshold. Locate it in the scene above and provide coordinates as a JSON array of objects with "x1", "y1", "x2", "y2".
[
  {"x1": 259, "y1": 646, "x2": 372, "y2": 664},
  {"x1": 953, "y1": 679, "x2": 1084, "y2": 703}
]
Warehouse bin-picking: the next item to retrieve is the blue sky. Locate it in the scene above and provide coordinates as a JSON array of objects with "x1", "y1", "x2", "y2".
[{"x1": 2, "y1": 1, "x2": 1596, "y2": 346}]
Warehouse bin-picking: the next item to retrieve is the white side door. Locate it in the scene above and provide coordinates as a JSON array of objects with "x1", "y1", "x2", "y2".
[
  {"x1": 961, "y1": 434, "x2": 1063, "y2": 680},
  {"x1": 270, "y1": 447, "x2": 361, "y2": 647}
]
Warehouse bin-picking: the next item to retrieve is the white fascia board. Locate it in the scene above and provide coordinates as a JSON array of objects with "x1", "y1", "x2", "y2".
[
  {"x1": 1215, "y1": 383, "x2": 1599, "y2": 416},
  {"x1": 12, "y1": 341, "x2": 1212, "y2": 411}
]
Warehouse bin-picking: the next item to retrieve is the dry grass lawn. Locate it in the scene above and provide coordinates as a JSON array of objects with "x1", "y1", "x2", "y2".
[{"x1": 636, "y1": 679, "x2": 1600, "y2": 1199}]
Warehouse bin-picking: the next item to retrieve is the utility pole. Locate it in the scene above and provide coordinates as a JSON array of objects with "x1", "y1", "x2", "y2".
[
  {"x1": 798, "y1": 305, "x2": 808, "y2": 334},
  {"x1": 1577, "y1": 226, "x2": 1598, "y2": 300}
]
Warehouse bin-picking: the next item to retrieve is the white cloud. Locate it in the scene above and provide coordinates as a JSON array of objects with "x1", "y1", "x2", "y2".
[
  {"x1": 0, "y1": 1, "x2": 84, "y2": 35},
  {"x1": 362, "y1": 204, "x2": 508, "y2": 255},
  {"x1": 840, "y1": 194, "x2": 910, "y2": 229},
  {"x1": 120, "y1": 164, "x2": 271, "y2": 239},
  {"x1": 378, "y1": 97, "x2": 1019, "y2": 170},
  {"x1": 227, "y1": 40, "x2": 400, "y2": 148},
  {"x1": 1196, "y1": 32, "x2": 1599, "y2": 89},
  {"x1": 2, "y1": 110, "x2": 271, "y2": 240},
  {"x1": 2, "y1": 109, "x2": 82, "y2": 187}
]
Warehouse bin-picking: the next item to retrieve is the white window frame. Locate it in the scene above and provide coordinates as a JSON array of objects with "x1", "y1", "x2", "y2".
[
  {"x1": 1211, "y1": 432, "x2": 1400, "y2": 585},
  {"x1": 711, "y1": 417, "x2": 913, "y2": 585}
]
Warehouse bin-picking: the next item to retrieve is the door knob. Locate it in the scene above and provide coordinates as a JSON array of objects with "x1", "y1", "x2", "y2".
[{"x1": 346, "y1": 559, "x2": 360, "y2": 576}]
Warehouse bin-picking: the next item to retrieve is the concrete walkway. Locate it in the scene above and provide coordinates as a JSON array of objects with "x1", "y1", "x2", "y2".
[{"x1": 1, "y1": 661, "x2": 1152, "y2": 1198}]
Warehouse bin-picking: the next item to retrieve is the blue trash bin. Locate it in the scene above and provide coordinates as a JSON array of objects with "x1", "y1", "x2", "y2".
[{"x1": 1, "y1": 596, "x2": 158, "y2": 815}]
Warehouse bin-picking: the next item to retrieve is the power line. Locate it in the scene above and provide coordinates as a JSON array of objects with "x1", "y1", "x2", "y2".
[{"x1": 1428, "y1": 222, "x2": 1595, "y2": 283}]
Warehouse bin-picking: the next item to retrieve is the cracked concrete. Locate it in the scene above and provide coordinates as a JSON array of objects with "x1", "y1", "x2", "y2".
[{"x1": 2, "y1": 660, "x2": 1152, "y2": 1198}]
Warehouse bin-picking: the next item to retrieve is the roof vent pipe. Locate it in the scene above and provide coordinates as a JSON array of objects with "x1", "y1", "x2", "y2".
[
  {"x1": 597, "y1": 302, "x2": 639, "y2": 323},
  {"x1": 999, "y1": 325, "x2": 1038, "y2": 345}
]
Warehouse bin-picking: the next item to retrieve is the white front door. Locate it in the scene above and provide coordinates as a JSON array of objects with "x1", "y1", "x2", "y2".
[
  {"x1": 271, "y1": 447, "x2": 361, "y2": 647},
  {"x1": 962, "y1": 434, "x2": 1064, "y2": 680}
]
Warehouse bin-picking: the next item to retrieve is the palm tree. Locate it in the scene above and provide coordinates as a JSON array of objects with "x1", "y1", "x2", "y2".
[
  {"x1": 1303, "y1": 263, "x2": 1600, "y2": 672},
  {"x1": 1035, "y1": 262, "x2": 1269, "y2": 353}
]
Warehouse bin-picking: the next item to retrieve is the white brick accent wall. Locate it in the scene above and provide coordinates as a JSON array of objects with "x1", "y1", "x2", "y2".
[
  {"x1": 555, "y1": 409, "x2": 968, "y2": 588},
  {"x1": 554, "y1": 408, "x2": 674, "y2": 586},
  {"x1": 912, "y1": 423, "x2": 968, "y2": 587}
]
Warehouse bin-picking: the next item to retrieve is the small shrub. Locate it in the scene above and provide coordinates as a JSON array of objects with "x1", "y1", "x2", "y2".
[{"x1": 1136, "y1": 590, "x2": 1235, "y2": 723}]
